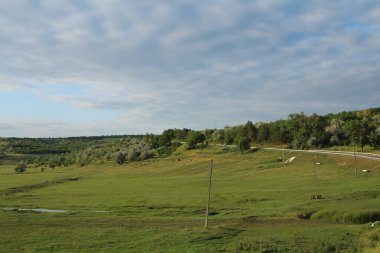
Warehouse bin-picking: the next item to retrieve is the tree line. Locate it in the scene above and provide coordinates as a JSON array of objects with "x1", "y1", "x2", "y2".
[
  {"x1": 4, "y1": 107, "x2": 380, "y2": 172},
  {"x1": 158, "y1": 107, "x2": 380, "y2": 152}
]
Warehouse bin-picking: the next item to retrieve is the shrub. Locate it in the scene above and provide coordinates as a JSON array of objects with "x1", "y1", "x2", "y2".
[
  {"x1": 116, "y1": 152, "x2": 126, "y2": 164},
  {"x1": 140, "y1": 149, "x2": 154, "y2": 160},
  {"x1": 15, "y1": 163, "x2": 26, "y2": 173},
  {"x1": 127, "y1": 147, "x2": 139, "y2": 161},
  {"x1": 297, "y1": 210, "x2": 316, "y2": 219},
  {"x1": 157, "y1": 146, "x2": 175, "y2": 156}
]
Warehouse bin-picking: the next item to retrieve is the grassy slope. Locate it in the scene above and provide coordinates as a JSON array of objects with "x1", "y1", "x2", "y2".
[{"x1": 0, "y1": 147, "x2": 379, "y2": 252}]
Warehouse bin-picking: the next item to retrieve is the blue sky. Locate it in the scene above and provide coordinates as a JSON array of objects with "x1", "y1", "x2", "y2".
[{"x1": 1, "y1": 0, "x2": 379, "y2": 137}]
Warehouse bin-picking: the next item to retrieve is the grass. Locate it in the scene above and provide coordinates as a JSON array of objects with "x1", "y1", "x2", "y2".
[{"x1": 0, "y1": 146, "x2": 379, "y2": 252}]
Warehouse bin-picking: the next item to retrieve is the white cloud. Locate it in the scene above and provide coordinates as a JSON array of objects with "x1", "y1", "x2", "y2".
[{"x1": 0, "y1": 0, "x2": 379, "y2": 136}]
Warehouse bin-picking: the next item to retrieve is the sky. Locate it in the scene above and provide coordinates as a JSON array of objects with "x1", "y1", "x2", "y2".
[{"x1": 0, "y1": 0, "x2": 379, "y2": 137}]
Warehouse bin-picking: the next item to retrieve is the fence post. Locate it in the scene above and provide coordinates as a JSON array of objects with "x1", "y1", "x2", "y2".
[{"x1": 205, "y1": 159, "x2": 213, "y2": 228}]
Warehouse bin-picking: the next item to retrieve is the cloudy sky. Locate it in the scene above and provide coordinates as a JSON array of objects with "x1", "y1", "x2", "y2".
[{"x1": 1, "y1": 0, "x2": 379, "y2": 137}]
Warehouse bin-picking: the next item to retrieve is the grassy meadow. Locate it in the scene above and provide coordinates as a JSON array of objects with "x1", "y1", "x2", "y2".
[{"x1": 0, "y1": 146, "x2": 380, "y2": 252}]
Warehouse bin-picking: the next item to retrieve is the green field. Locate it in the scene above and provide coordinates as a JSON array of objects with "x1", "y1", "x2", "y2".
[{"x1": 1, "y1": 147, "x2": 380, "y2": 252}]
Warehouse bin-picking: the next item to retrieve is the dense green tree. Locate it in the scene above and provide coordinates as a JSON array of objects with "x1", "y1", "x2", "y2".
[
  {"x1": 243, "y1": 121, "x2": 258, "y2": 143},
  {"x1": 257, "y1": 123, "x2": 270, "y2": 144},
  {"x1": 186, "y1": 131, "x2": 205, "y2": 149},
  {"x1": 158, "y1": 129, "x2": 174, "y2": 147},
  {"x1": 288, "y1": 113, "x2": 312, "y2": 149},
  {"x1": 345, "y1": 111, "x2": 374, "y2": 151},
  {"x1": 173, "y1": 128, "x2": 191, "y2": 140},
  {"x1": 238, "y1": 137, "x2": 250, "y2": 154},
  {"x1": 268, "y1": 120, "x2": 291, "y2": 145},
  {"x1": 143, "y1": 134, "x2": 159, "y2": 149},
  {"x1": 223, "y1": 127, "x2": 235, "y2": 145},
  {"x1": 308, "y1": 113, "x2": 328, "y2": 148}
]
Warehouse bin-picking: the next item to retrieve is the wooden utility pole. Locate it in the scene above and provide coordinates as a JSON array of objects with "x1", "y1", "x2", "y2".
[
  {"x1": 353, "y1": 145, "x2": 358, "y2": 178},
  {"x1": 205, "y1": 159, "x2": 213, "y2": 228},
  {"x1": 313, "y1": 156, "x2": 317, "y2": 200},
  {"x1": 283, "y1": 147, "x2": 285, "y2": 167}
]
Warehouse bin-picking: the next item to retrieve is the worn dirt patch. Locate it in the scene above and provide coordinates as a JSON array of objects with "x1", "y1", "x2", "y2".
[{"x1": 1, "y1": 177, "x2": 80, "y2": 195}]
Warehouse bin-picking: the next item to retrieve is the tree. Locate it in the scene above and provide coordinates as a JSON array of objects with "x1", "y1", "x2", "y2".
[
  {"x1": 244, "y1": 121, "x2": 258, "y2": 143},
  {"x1": 143, "y1": 133, "x2": 159, "y2": 149},
  {"x1": 173, "y1": 128, "x2": 191, "y2": 140},
  {"x1": 186, "y1": 131, "x2": 205, "y2": 149},
  {"x1": 257, "y1": 123, "x2": 270, "y2": 143},
  {"x1": 325, "y1": 118, "x2": 346, "y2": 146},
  {"x1": 238, "y1": 137, "x2": 250, "y2": 154},
  {"x1": 159, "y1": 129, "x2": 175, "y2": 147},
  {"x1": 346, "y1": 112, "x2": 373, "y2": 152},
  {"x1": 268, "y1": 120, "x2": 291, "y2": 145},
  {"x1": 288, "y1": 113, "x2": 314, "y2": 149},
  {"x1": 369, "y1": 114, "x2": 380, "y2": 148},
  {"x1": 211, "y1": 129, "x2": 224, "y2": 143},
  {"x1": 308, "y1": 113, "x2": 328, "y2": 148},
  {"x1": 223, "y1": 129, "x2": 235, "y2": 145},
  {"x1": 370, "y1": 127, "x2": 380, "y2": 148},
  {"x1": 204, "y1": 129, "x2": 215, "y2": 142}
]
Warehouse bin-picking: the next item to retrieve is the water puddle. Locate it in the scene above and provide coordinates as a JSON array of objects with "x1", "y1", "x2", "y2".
[
  {"x1": 3, "y1": 208, "x2": 66, "y2": 213},
  {"x1": 2, "y1": 208, "x2": 112, "y2": 213}
]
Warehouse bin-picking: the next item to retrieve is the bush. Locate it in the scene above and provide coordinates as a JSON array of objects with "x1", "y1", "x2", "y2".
[
  {"x1": 297, "y1": 210, "x2": 316, "y2": 219},
  {"x1": 127, "y1": 147, "x2": 139, "y2": 161},
  {"x1": 15, "y1": 164, "x2": 26, "y2": 173},
  {"x1": 116, "y1": 152, "x2": 126, "y2": 164},
  {"x1": 140, "y1": 150, "x2": 154, "y2": 160},
  {"x1": 157, "y1": 146, "x2": 176, "y2": 156}
]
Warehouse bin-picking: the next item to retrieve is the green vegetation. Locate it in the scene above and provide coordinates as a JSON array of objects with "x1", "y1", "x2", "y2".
[
  {"x1": 4, "y1": 135, "x2": 144, "y2": 154},
  {"x1": 1, "y1": 107, "x2": 379, "y2": 171},
  {"x1": 14, "y1": 163, "x2": 26, "y2": 173},
  {"x1": 186, "y1": 131, "x2": 206, "y2": 149},
  {"x1": 1, "y1": 107, "x2": 380, "y2": 252},
  {"x1": 0, "y1": 145, "x2": 379, "y2": 252},
  {"x1": 207, "y1": 107, "x2": 380, "y2": 151}
]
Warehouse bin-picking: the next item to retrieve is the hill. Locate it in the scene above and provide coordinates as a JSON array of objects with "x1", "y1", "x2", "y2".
[{"x1": 0, "y1": 146, "x2": 379, "y2": 252}]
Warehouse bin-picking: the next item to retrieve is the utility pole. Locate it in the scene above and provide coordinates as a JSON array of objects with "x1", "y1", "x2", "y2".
[
  {"x1": 205, "y1": 159, "x2": 213, "y2": 228},
  {"x1": 283, "y1": 147, "x2": 285, "y2": 167},
  {"x1": 353, "y1": 145, "x2": 358, "y2": 178},
  {"x1": 313, "y1": 156, "x2": 317, "y2": 200}
]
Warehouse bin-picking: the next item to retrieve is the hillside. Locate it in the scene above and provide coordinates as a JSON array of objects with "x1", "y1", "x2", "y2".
[
  {"x1": 1, "y1": 107, "x2": 380, "y2": 252},
  {"x1": 0, "y1": 146, "x2": 379, "y2": 252}
]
